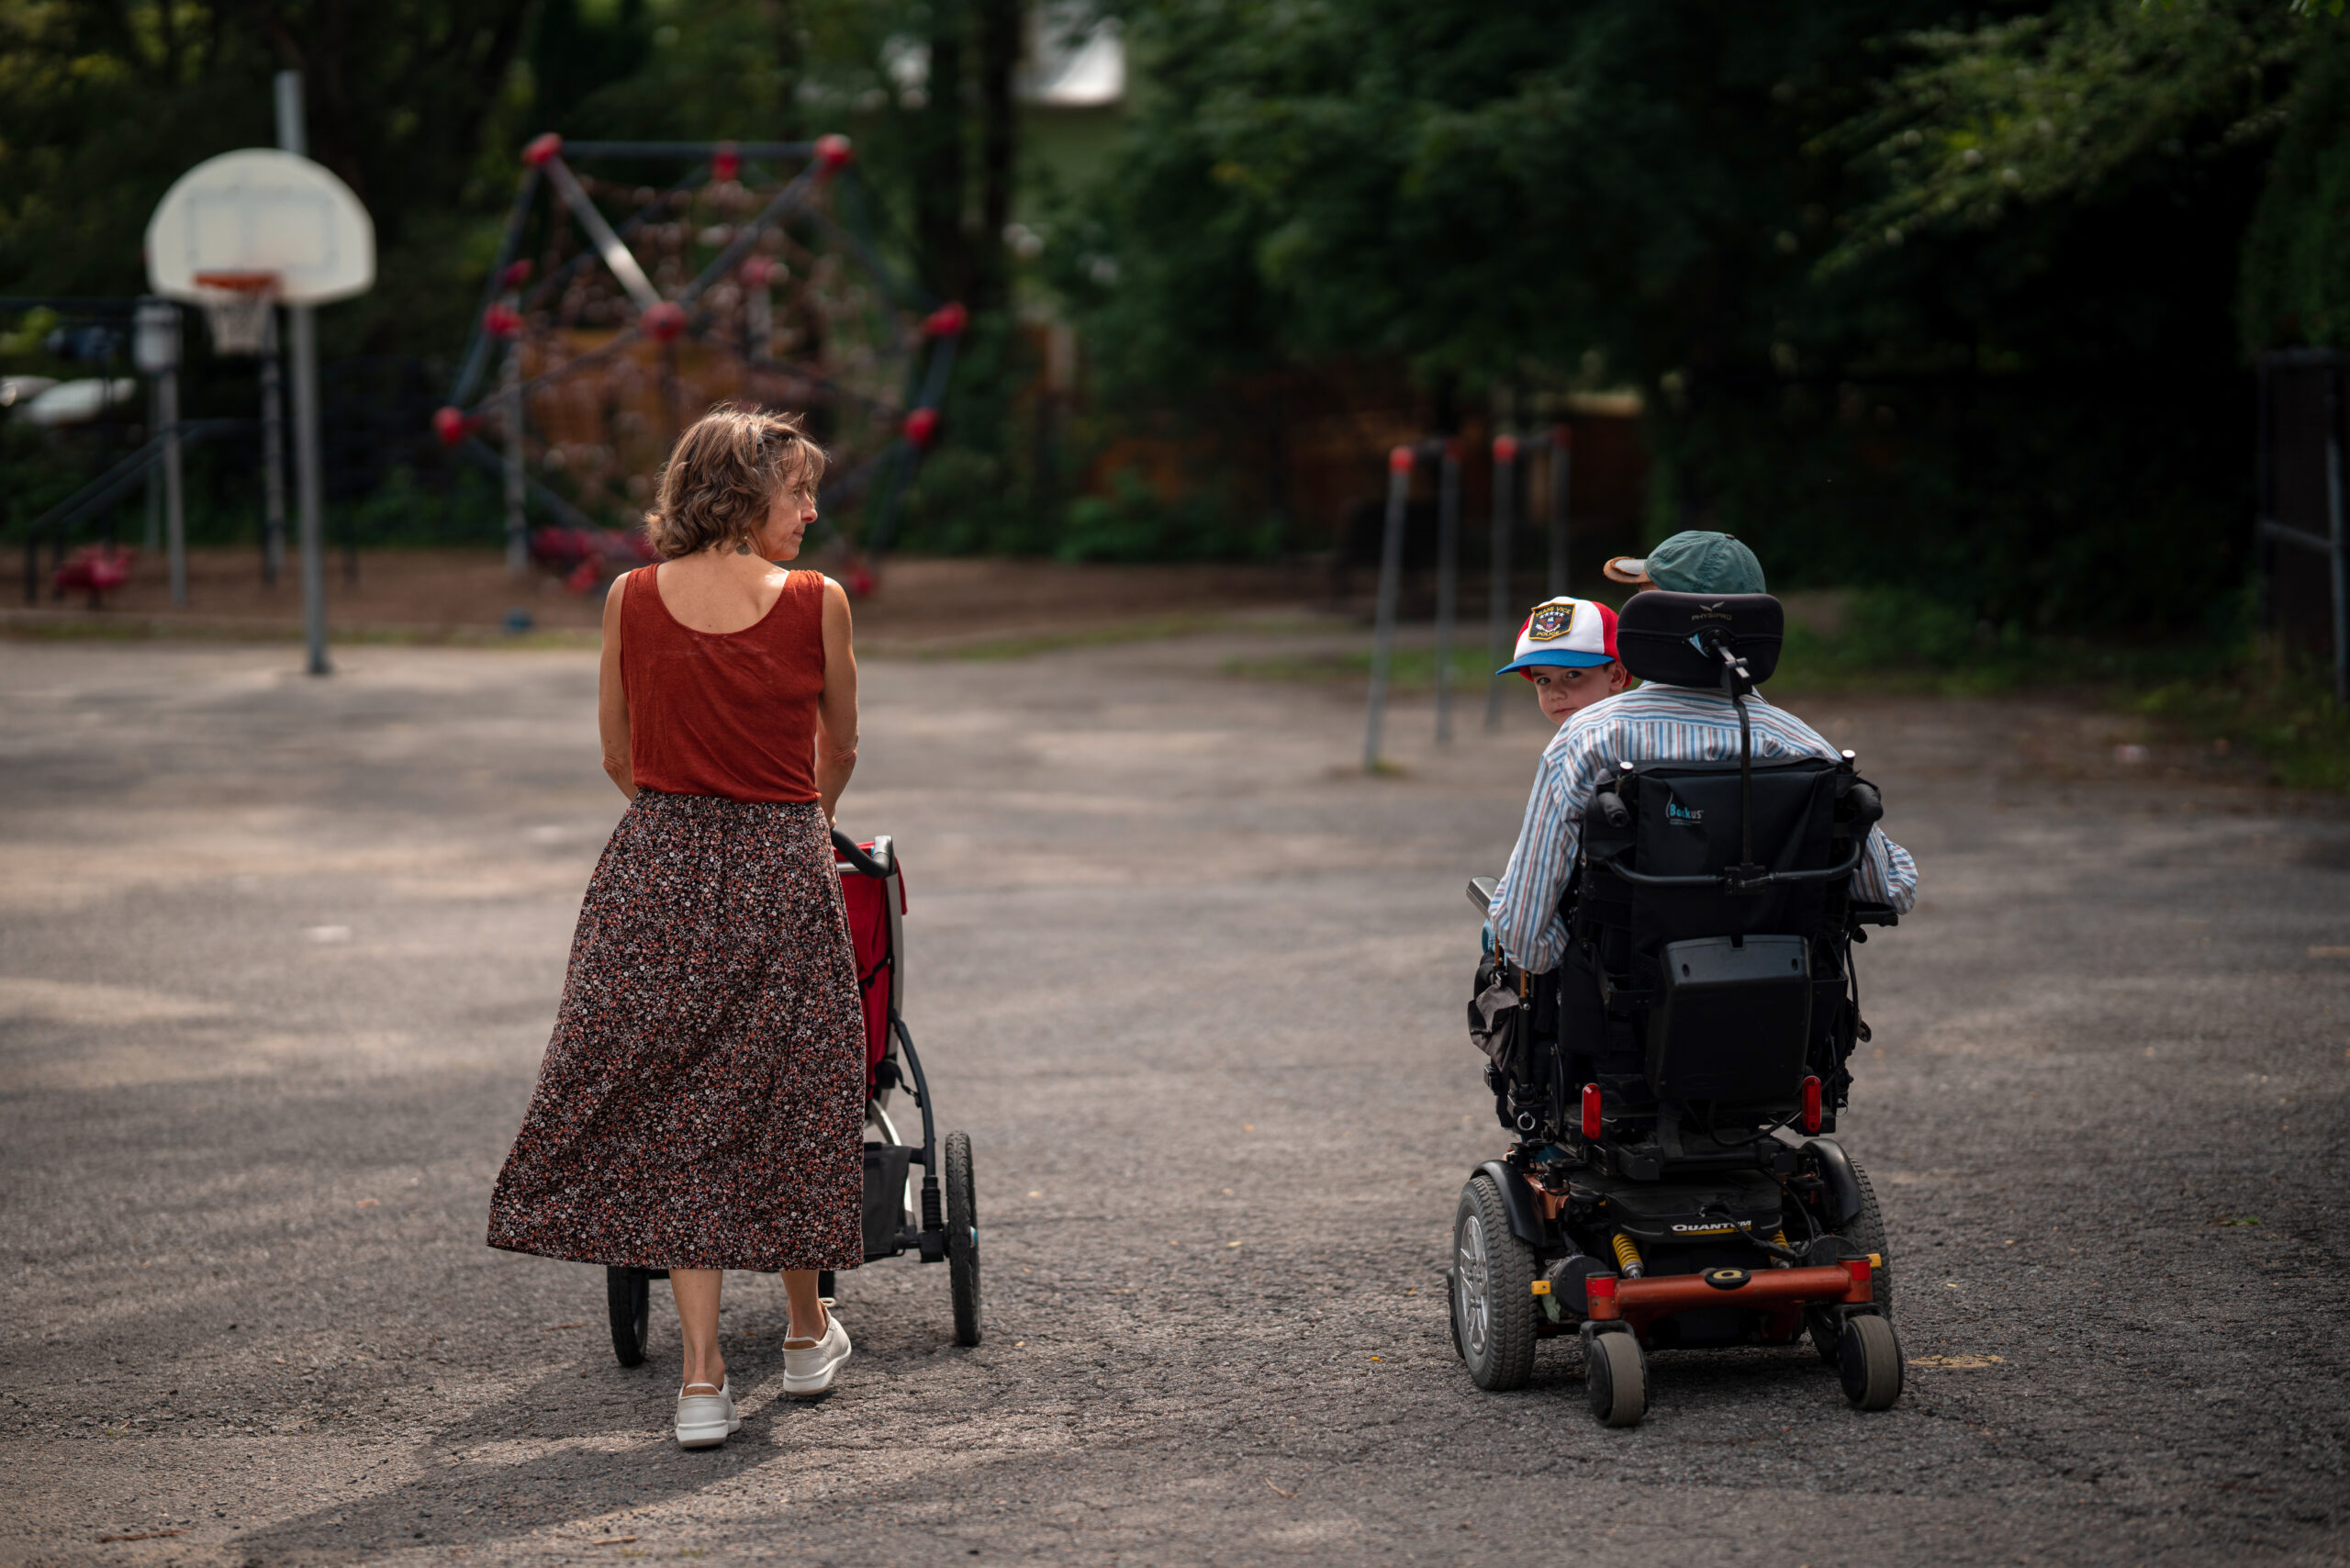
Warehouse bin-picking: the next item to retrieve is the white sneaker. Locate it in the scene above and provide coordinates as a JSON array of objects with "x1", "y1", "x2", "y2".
[
  {"x1": 781, "y1": 1311, "x2": 851, "y2": 1397},
  {"x1": 674, "y1": 1379, "x2": 738, "y2": 1449}
]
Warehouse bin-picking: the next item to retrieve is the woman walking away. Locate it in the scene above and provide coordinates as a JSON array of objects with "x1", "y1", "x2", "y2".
[{"x1": 487, "y1": 406, "x2": 866, "y2": 1450}]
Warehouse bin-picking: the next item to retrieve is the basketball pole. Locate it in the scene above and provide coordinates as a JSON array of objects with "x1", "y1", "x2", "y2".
[{"x1": 275, "y1": 71, "x2": 330, "y2": 676}]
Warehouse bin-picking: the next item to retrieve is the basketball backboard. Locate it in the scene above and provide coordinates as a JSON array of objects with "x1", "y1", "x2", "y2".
[{"x1": 144, "y1": 150, "x2": 375, "y2": 306}]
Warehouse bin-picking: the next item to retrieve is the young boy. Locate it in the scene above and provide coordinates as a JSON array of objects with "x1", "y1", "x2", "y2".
[{"x1": 1494, "y1": 595, "x2": 1630, "y2": 726}]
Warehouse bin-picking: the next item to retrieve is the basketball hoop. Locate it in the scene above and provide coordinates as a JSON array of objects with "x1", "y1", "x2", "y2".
[{"x1": 192, "y1": 271, "x2": 280, "y2": 356}]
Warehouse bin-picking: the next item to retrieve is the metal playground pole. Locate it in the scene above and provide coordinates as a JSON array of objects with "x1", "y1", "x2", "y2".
[
  {"x1": 502, "y1": 343, "x2": 528, "y2": 574},
  {"x1": 1364, "y1": 444, "x2": 1414, "y2": 773},
  {"x1": 1433, "y1": 440, "x2": 1461, "y2": 745},
  {"x1": 2329, "y1": 364, "x2": 2348, "y2": 709},
  {"x1": 1483, "y1": 433, "x2": 1517, "y2": 730},
  {"x1": 260, "y1": 323, "x2": 287, "y2": 585},
  {"x1": 132, "y1": 299, "x2": 187, "y2": 607},
  {"x1": 1548, "y1": 423, "x2": 1572, "y2": 599}
]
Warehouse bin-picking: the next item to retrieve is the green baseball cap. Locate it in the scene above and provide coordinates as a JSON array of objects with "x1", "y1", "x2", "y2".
[{"x1": 1604, "y1": 531, "x2": 1766, "y2": 595}]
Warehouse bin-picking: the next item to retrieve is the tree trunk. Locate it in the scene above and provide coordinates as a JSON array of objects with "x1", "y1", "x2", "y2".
[
  {"x1": 911, "y1": 0, "x2": 970, "y2": 303},
  {"x1": 974, "y1": 0, "x2": 1022, "y2": 313}
]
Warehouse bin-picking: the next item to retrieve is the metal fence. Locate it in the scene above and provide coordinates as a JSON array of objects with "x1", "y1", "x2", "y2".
[{"x1": 2255, "y1": 350, "x2": 2349, "y2": 705}]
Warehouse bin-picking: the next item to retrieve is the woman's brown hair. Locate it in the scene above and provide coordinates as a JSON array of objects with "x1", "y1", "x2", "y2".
[{"x1": 643, "y1": 405, "x2": 827, "y2": 560}]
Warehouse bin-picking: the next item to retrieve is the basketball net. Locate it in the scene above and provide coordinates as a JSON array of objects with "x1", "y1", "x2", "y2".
[{"x1": 192, "y1": 271, "x2": 279, "y2": 356}]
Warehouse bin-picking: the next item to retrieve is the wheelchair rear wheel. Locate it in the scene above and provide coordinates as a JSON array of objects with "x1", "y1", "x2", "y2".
[
  {"x1": 1451, "y1": 1175, "x2": 1537, "y2": 1391},
  {"x1": 1585, "y1": 1330, "x2": 1649, "y2": 1428},
  {"x1": 1809, "y1": 1156, "x2": 1893, "y2": 1365},
  {"x1": 606, "y1": 1266, "x2": 650, "y2": 1368}
]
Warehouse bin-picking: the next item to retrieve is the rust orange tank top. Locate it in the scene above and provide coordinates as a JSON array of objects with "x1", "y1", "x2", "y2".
[{"x1": 620, "y1": 566, "x2": 826, "y2": 803}]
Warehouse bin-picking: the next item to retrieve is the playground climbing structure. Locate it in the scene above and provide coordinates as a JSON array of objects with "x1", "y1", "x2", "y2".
[{"x1": 433, "y1": 132, "x2": 965, "y2": 587}]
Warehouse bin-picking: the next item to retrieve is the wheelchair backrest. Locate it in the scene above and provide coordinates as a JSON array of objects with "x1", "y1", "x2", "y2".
[
  {"x1": 1576, "y1": 756, "x2": 1847, "y2": 1110},
  {"x1": 1616, "y1": 757, "x2": 1842, "y2": 942}
]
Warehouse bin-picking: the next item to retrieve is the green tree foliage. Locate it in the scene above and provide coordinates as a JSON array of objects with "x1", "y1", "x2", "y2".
[
  {"x1": 1827, "y1": 0, "x2": 2347, "y2": 354},
  {"x1": 0, "y1": 0, "x2": 542, "y2": 347},
  {"x1": 1051, "y1": 0, "x2": 2322, "y2": 630},
  {"x1": 0, "y1": 0, "x2": 1027, "y2": 347}
]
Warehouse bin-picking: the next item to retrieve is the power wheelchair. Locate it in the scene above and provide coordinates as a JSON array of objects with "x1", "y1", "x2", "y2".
[{"x1": 1448, "y1": 591, "x2": 1905, "y2": 1427}]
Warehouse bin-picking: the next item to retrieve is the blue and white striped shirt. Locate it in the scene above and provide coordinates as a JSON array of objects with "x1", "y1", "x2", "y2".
[{"x1": 1487, "y1": 685, "x2": 1919, "y2": 972}]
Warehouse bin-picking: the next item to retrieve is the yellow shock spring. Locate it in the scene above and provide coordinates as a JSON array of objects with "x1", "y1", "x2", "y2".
[
  {"x1": 1770, "y1": 1229, "x2": 1791, "y2": 1269},
  {"x1": 1611, "y1": 1232, "x2": 1644, "y2": 1278}
]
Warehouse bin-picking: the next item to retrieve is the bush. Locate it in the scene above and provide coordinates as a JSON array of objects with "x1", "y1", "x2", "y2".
[{"x1": 1056, "y1": 468, "x2": 1278, "y2": 564}]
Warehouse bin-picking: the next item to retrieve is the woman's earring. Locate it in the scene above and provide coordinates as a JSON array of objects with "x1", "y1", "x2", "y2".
[{"x1": 734, "y1": 541, "x2": 751, "y2": 555}]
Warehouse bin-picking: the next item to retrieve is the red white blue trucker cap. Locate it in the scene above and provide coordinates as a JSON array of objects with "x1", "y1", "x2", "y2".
[{"x1": 1496, "y1": 597, "x2": 1619, "y2": 675}]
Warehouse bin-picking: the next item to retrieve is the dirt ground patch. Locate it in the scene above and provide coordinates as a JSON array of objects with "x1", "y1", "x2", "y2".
[{"x1": 4, "y1": 546, "x2": 1332, "y2": 652}]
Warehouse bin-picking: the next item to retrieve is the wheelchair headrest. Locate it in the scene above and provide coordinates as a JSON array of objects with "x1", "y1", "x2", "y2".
[{"x1": 1617, "y1": 591, "x2": 1785, "y2": 688}]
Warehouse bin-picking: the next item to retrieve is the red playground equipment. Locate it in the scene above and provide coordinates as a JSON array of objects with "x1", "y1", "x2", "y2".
[{"x1": 433, "y1": 134, "x2": 966, "y2": 590}]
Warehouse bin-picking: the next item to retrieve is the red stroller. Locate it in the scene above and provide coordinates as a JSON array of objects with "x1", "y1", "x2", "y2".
[{"x1": 602, "y1": 830, "x2": 982, "y2": 1364}]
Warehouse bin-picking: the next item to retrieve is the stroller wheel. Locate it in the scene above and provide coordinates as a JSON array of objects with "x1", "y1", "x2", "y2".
[
  {"x1": 606, "y1": 1266, "x2": 650, "y2": 1368},
  {"x1": 1839, "y1": 1313, "x2": 1904, "y2": 1409},
  {"x1": 1585, "y1": 1330, "x2": 1648, "y2": 1428},
  {"x1": 945, "y1": 1130, "x2": 981, "y2": 1347},
  {"x1": 1451, "y1": 1175, "x2": 1537, "y2": 1391}
]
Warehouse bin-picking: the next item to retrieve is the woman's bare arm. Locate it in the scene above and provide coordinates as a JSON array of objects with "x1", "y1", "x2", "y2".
[
  {"x1": 599, "y1": 571, "x2": 638, "y2": 801},
  {"x1": 814, "y1": 576, "x2": 858, "y2": 823}
]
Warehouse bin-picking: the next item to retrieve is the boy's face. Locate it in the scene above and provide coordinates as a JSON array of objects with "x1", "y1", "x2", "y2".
[{"x1": 1529, "y1": 662, "x2": 1629, "y2": 725}]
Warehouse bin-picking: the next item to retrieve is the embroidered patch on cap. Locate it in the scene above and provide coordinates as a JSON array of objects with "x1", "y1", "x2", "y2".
[{"x1": 1527, "y1": 601, "x2": 1577, "y2": 641}]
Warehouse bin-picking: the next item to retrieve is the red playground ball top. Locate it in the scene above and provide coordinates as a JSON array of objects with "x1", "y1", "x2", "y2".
[{"x1": 641, "y1": 301, "x2": 688, "y2": 343}]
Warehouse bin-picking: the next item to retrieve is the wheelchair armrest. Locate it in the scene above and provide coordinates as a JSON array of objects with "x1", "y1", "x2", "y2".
[
  {"x1": 1467, "y1": 876, "x2": 1500, "y2": 914},
  {"x1": 1849, "y1": 902, "x2": 1899, "y2": 928}
]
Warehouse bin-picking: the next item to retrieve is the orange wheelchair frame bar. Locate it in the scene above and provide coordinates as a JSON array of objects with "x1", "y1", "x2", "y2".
[{"x1": 1584, "y1": 1260, "x2": 1874, "y2": 1334}]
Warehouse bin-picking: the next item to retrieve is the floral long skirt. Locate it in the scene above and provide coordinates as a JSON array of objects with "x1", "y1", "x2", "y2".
[{"x1": 486, "y1": 790, "x2": 867, "y2": 1272}]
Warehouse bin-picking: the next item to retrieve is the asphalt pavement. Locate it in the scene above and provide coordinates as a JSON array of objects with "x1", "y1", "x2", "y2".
[{"x1": 1, "y1": 633, "x2": 2344, "y2": 1566}]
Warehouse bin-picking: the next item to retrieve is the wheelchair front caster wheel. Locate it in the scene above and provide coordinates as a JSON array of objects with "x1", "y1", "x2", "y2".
[
  {"x1": 1585, "y1": 1331, "x2": 1648, "y2": 1428},
  {"x1": 1838, "y1": 1313, "x2": 1904, "y2": 1410}
]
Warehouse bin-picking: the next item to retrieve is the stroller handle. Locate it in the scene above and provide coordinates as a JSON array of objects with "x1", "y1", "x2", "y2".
[{"x1": 832, "y1": 828, "x2": 895, "y2": 879}]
